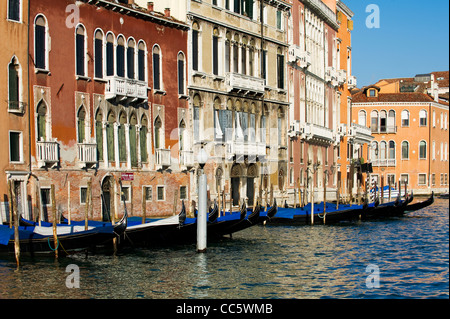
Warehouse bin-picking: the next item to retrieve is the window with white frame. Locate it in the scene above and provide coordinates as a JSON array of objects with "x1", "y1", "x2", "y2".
[
  {"x1": 8, "y1": 0, "x2": 21, "y2": 21},
  {"x1": 419, "y1": 109, "x2": 427, "y2": 126},
  {"x1": 75, "y1": 24, "x2": 87, "y2": 77},
  {"x1": 418, "y1": 173, "x2": 427, "y2": 185},
  {"x1": 144, "y1": 186, "x2": 152, "y2": 201},
  {"x1": 157, "y1": 186, "x2": 165, "y2": 201},
  {"x1": 401, "y1": 110, "x2": 409, "y2": 127},
  {"x1": 116, "y1": 35, "x2": 125, "y2": 77},
  {"x1": 94, "y1": 30, "x2": 104, "y2": 79},
  {"x1": 401, "y1": 141, "x2": 409, "y2": 160},
  {"x1": 419, "y1": 140, "x2": 427, "y2": 159},
  {"x1": 34, "y1": 15, "x2": 48, "y2": 70},
  {"x1": 127, "y1": 38, "x2": 135, "y2": 80},
  {"x1": 178, "y1": 52, "x2": 186, "y2": 95},
  {"x1": 106, "y1": 32, "x2": 115, "y2": 76},
  {"x1": 8, "y1": 56, "x2": 22, "y2": 112},
  {"x1": 9, "y1": 131, "x2": 22, "y2": 163},
  {"x1": 138, "y1": 41, "x2": 147, "y2": 82},
  {"x1": 153, "y1": 45, "x2": 162, "y2": 91}
]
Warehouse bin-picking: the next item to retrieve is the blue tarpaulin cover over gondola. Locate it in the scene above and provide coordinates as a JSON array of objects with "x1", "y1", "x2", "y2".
[{"x1": 0, "y1": 226, "x2": 14, "y2": 245}]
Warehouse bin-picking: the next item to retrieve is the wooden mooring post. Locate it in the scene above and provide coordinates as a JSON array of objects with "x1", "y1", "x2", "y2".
[
  {"x1": 8, "y1": 181, "x2": 20, "y2": 268},
  {"x1": 51, "y1": 185, "x2": 58, "y2": 259}
]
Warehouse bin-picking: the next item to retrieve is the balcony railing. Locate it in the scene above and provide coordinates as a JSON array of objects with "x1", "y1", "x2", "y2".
[
  {"x1": 155, "y1": 148, "x2": 171, "y2": 169},
  {"x1": 225, "y1": 73, "x2": 265, "y2": 95},
  {"x1": 105, "y1": 76, "x2": 148, "y2": 101},
  {"x1": 325, "y1": 66, "x2": 338, "y2": 86},
  {"x1": 372, "y1": 159, "x2": 396, "y2": 167},
  {"x1": 371, "y1": 125, "x2": 397, "y2": 134},
  {"x1": 348, "y1": 123, "x2": 374, "y2": 144},
  {"x1": 302, "y1": 123, "x2": 334, "y2": 144},
  {"x1": 226, "y1": 140, "x2": 266, "y2": 159},
  {"x1": 337, "y1": 69, "x2": 347, "y2": 84},
  {"x1": 36, "y1": 140, "x2": 59, "y2": 168},
  {"x1": 77, "y1": 143, "x2": 97, "y2": 168},
  {"x1": 288, "y1": 45, "x2": 311, "y2": 68}
]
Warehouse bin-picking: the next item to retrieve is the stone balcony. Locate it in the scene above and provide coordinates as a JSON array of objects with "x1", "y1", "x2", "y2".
[
  {"x1": 225, "y1": 72, "x2": 265, "y2": 95},
  {"x1": 105, "y1": 76, "x2": 148, "y2": 102},
  {"x1": 337, "y1": 69, "x2": 347, "y2": 85},
  {"x1": 348, "y1": 123, "x2": 374, "y2": 144},
  {"x1": 288, "y1": 45, "x2": 311, "y2": 68},
  {"x1": 348, "y1": 75, "x2": 357, "y2": 88},
  {"x1": 36, "y1": 140, "x2": 59, "y2": 168},
  {"x1": 77, "y1": 142, "x2": 98, "y2": 168},
  {"x1": 302, "y1": 123, "x2": 334, "y2": 145},
  {"x1": 155, "y1": 148, "x2": 171, "y2": 170},
  {"x1": 225, "y1": 140, "x2": 266, "y2": 161}
]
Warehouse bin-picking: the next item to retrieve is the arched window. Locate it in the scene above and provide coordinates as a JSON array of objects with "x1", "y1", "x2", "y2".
[
  {"x1": 401, "y1": 141, "x2": 409, "y2": 160},
  {"x1": 138, "y1": 41, "x2": 146, "y2": 82},
  {"x1": 129, "y1": 113, "x2": 137, "y2": 167},
  {"x1": 179, "y1": 119, "x2": 186, "y2": 152},
  {"x1": 140, "y1": 115, "x2": 148, "y2": 163},
  {"x1": 213, "y1": 28, "x2": 219, "y2": 76},
  {"x1": 388, "y1": 141, "x2": 395, "y2": 160},
  {"x1": 77, "y1": 106, "x2": 86, "y2": 143},
  {"x1": 127, "y1": 38, "x2": 135, "y2": 79},
  {"x1": 95, "y1": 110, "x2": 103, "y2": 161},
  {"x1": 371, "y1": 110, "x2": 378, "y2": 132},
  {"x1": 277, "y1": 47, "x2": 285, "y2": 89},
  {"x1": 152, "y1": 45, "x2": 161, "y2": 90},
  {"x1": 154, "y1": 116, "x2": 162, "y2": 149},
  {"x1": 358, "y1": 110, "x2": 366, "y2": 126},
  {"x1": 178, "y1": 52, "x2": 185, "y2": 95},
  {"x1": 76, "y1": 25, "x2": 86, "y2": 76},
  {"x1": 419, "y1": 109, "x2": 427, "y2": 126},
  {"x1": 37, "y1": 101, "x2": 47, "y2": 141},
  {"x1": 225, "y1": 32, "x2": 231, "y2": 73},
  {"x1": 193, "y1": 94, "x2": 201, "y2": 142},
  {"x1": 379, "y1": 110, "x2": 387, "y2": 133},
  {"x1": 371, "y1": 141, "x2": 378, "y2": 161},
  {"x1": 380, "y1": 141, "x2": 387, "y2": 160},
  {"x1": 388, "y1": 110, "x2": 395, "y2": 133},
  {"x1": 419, "y1": 140, "x2": 427, "y2": 159},
  {"x1": 401, "y1": 110, "x2": 409, "y2": 127},
  {"x1": 8, "y1": 57, "x2": 20, "y2": 109},
  {"x1": 192, "y1": 22, "x2": 200, "y2": 72},
  {"x1": 118, "y1": 112, "x2": 127, "y2": 162},
  {"x1": 94, "y1": 30, "x2": 104, "y2": 79},
  {"x1": 35, "y1": 15, "x2": 47, "y2": 70},
  {"x1": 106, "y1": 33, "x2": 115, "y2": 76},
  {"x1": 116, "y1": 35, "x2": 125, "y2": 77},
  {"x1": 106, "y1": 111, "x2": 116, "y2": 162}
]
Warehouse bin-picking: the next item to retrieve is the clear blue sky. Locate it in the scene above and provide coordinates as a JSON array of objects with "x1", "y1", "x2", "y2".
[{"x1": 343, "y1": 0, "x2": 449, "y2": 88}]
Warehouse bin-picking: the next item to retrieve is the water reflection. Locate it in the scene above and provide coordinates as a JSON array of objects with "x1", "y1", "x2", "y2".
[{"x1": 0, "y1": 198, "x2": 448, "y2": 299}]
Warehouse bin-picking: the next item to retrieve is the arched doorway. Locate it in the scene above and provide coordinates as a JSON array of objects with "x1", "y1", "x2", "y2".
[
  {"x1": 230, "y1": 163, "x2": 242, "y2": 206},
  {"x1": 101, "y1": 176, "x2": 114, "y2": 222}
]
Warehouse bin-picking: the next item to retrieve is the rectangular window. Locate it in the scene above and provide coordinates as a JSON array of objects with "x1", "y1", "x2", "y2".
[
  {"x1": 180, "y1": 186, "x2": 187, "y2": 200},
  {"x1": 117, "y1": 44, "x2": 125, "y2": 77},
  {"x1": 8, "y1": 0, "x2": 21, "y2": 21},
  {"x1": 431, "y1": 174, "x2": 435, "y2": 186},
  {"x1": 80, "y1": 187, "x2": 87, "y2": 204},
  {"x1": 400, "y1": 174, "x2": 409, "y2": 185},
  {"x1": 127, "y1": 46, "x2": 135, "y2": 79},
  {"x1": 157, "y1": 186, "x2": 165, "y2": 201},
  {"x1": 418, "y1": 174, "x2": 427, "y2": 185},
  {"x1": 120, "y1": 186, "x2": 130, "y2": 202},
  {"x1": 262, "y1": 50, "x2": 267, "y2": 81},
  {"x1": 35, "y1": 24, "x2": 46, "y2": 69},
  {"x1": 40, "y1": 188, "x2": 51, "y2": 207},
  {"x1": 194, "y1": 106, "x2": 200, "y2": 142},
  {"x1": 277, "y1": 10, "x2": 282, "y2": 30},
  {"x1": 213, "y1": 36, "x2": 219, "y2": 76},
  {"x1": 225, "y1": 41, "x2": 230, "y2": 73},
  {"x1": 9, "y1": 131, "x2": 22, "y2": 162},
  {"x1": 144, "y1": 186, "x2": 152, "y2": 201},
  {"x1": 277, "y1": 53, "x2": 284, "y2": 89},
  {"x1": 192, "y1": 30, "x2": 199, "y2": 71}
]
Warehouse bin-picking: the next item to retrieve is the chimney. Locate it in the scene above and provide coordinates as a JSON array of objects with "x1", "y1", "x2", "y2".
[
  {"x1": 164, "y1": 8, "x2": 170, "y2": 17},
  {"x1": 430, "y1": 74, "x2": 439, "y2": 102},
  {"x1": 147, "y1": 1, "x2": 154, "y2": 11}
]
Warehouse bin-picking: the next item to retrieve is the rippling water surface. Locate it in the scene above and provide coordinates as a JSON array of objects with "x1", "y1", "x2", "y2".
[{"x1": 0, "y1": 198, "x2": 448, "y2": 299}]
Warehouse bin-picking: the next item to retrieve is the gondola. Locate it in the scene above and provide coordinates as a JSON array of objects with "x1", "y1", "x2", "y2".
[
  {"x1": 265, "y1": 201, "x2": 366, "y2": 225},
  {"x1": 213, "y1": 202, "x2": 261, "y2": 237},
  {"x1": 404, "y1": 192, "x2": 434, "y2": 212},
  {"x1": 258, "y1": 199, "x2": 278, "y2": 224},
  {"x1": 361, "y1": 192, "x2": 413, "y2": 220},
  {"x1": 0, "y1": 211, "x2": 127, "y2": 256}
]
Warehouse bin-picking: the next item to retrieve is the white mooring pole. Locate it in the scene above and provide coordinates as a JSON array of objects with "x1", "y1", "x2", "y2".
[{"x1": 197, "y1": 147, "x2": 208, "y2": 253}]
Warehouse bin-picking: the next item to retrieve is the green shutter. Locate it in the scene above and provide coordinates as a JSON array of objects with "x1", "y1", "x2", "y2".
[
  {"x1": 96, "y1": 121, "x2": 103, "y2": 160},
  {"x1": 38, "y1": 114, "x2": 46, "y2": 141},
  {"x1": 107, "y1": 124, "x2": 114, "y2": 161},
  {"x1": 130, "y1": 125, "x2": 137, "y2": 167},
  {"x1": 118, "y1": 125, "x2": 126, "y2": 162},
  {"x1": 140, "y1": 126, "x2": 148, "y2": 163},
  {"x1": 77, "y1": 118, "x2": 85, "y2": 143}
]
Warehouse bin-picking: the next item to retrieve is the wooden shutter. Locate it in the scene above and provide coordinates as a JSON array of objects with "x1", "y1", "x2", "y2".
[
  {"x1": 140, "y1": 126, "x2": 148, "y2": 163},
  {"x1": 153, "y1": 52, "x2": 160, "y2": 90},
  {"x1": 106, "y1": 124, "x2": 114, "y2": 161},
  {"x1": 35, "y1": 25, "x2": 46, "y2": 69},
  {"x1": 96, "y1": 120, "x2": 103, "y2": 160},
  {"x1": 130, "y1": 125, "x2": 137, "y2": 167}
]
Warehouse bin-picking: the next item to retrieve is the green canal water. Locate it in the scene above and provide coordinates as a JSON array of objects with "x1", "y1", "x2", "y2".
[{"x1": 0, "y1": 198, "x2": 448, "y2": 300}]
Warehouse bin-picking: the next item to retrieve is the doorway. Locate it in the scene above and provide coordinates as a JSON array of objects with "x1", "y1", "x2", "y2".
[{"x1": 101, "y1": 176, "x2": 114, "y2": 222}]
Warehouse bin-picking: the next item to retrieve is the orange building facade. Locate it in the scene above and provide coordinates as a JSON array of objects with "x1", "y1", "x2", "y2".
[
  {"x1": 352, "y1": 86, "x2": 449, "y2": 195},
  {"x1": 0, "y1": 0, "x2": 30, "y2": 224}
]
